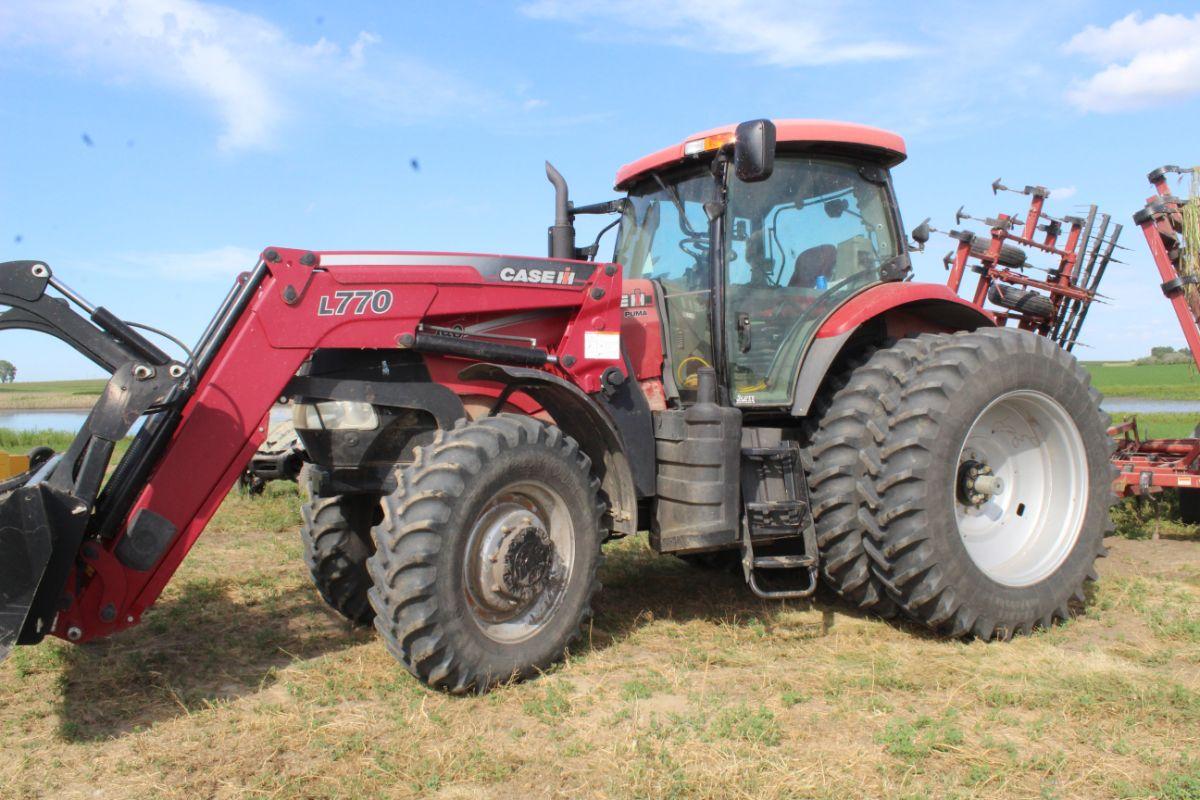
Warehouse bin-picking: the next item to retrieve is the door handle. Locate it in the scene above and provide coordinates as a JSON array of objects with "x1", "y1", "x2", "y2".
[{"x1": 736, "y1": 312, "x2": 752, "y2": 353}]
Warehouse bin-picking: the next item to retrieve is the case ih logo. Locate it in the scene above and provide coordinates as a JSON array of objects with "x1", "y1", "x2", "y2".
[
  {"x1": 497, "y1": 266, "x2": 578, "y2": 285},
  {"x1": 621, "y1": 289, "x2": 653, "y2": 318},
  {"x1": 620, "y1": 290, "x2": 653, "y2": 309}
]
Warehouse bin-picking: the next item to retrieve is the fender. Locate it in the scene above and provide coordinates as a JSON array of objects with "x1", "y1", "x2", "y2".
[
  {"x1": 458, "y1": 362, "x2": 647, "y2": 537},
  {"x1": 791, "y1": 282, "x2": 995, "y2": 416}
]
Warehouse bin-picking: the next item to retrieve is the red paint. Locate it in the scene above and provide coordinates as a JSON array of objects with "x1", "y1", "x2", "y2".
[
  {"x1": 619, "y1": 278, "x2": 664, "y2": 380},
  {"x1": 946, "y1": 239, "x2": 972, "y2": 294},
  {"x1": 816, "y1": 282, "x2": 994, "y2": 339},
  {"x1": 1111, "y1": 420, "x2": 1200, "y2": 496},
  {"x1": 615, "y1": 119, "x2": 906, "y2": 189},
  {"x1": 54, "y1": 247, "x2": 624, "y2": 644}
]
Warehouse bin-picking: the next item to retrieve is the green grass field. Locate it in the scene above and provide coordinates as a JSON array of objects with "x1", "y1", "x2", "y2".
[
  {"x1": 0, "y1": 427, "x2": 80, "y2": 452},
  {"x1": 1108, "y1": 412, "x2": 1198, "y2": 439},
  {"x1": 0, "y1": 378, "x2": 106, "y2": 409},
  {"x1": 1085, "y1": 362, "x2": 1200, "y2": 400},
  {"x1": 0, "y1": 428, "x2": 131, "y2": 459}
]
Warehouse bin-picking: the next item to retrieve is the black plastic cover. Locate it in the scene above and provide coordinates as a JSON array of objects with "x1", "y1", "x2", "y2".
[
  {"x1": 115, "y1": 508, "x2": 178, "y2": 571},
  {"x1": 650, "y1": 371, "x2": 742, "y2": 553}
]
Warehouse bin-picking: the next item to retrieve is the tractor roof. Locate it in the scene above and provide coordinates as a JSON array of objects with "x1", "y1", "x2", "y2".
[{"x1": 614, "y1": 119, "x2": 906, "y2": 190}]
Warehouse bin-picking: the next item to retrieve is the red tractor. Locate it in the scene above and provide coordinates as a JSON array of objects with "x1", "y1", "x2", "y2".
[{"x1": 0, "y1": 119, "x2": 1113, "y2": 693}]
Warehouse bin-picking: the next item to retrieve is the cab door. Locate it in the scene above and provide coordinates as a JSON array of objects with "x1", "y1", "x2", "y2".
[{"x1": 722, "y1": 157, "x2": 904, "y2": 407}]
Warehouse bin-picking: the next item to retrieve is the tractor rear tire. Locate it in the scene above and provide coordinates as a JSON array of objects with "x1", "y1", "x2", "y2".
[
  {"x1": 299, "y1": 471, "x2": 379, "y2": 625},
  {"x1": 367, "y1": 414, "x2": 604, "y2": 694},
  {"x1": 806, "y1": 338, "x2": 932, "y2": 619},
  {"x1": 872, "y1": 329, "x2": 1113, "y2": 640}
]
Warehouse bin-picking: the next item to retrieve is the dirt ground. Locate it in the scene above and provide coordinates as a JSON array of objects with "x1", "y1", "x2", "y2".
[{"x1": 1, "y1": 487, "x2": 1198, "y2": 800}]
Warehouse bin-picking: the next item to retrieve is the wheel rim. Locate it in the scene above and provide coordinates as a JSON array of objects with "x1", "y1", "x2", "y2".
[
  {"x1": 462, "y1": 480, "x2": 575, "y2": 643},
  {"x1": 953, "y1": 390, "x2": 1088, "y2": 587}
]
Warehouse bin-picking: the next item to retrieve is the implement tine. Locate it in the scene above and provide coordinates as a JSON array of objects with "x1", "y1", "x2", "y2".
[
  {"x1": 1063, "y1": 221, "x2": 1123, "y2": 350},
  {"x1": 1054, "y1": 205, "x2": 1099, "y2": 342},
  {"x1": 1075, "y1": 205, "x2": 1098, "y2": 270},
  {"x1": 1080, "y1": 214, "x2": 1111, "y2": 287}
]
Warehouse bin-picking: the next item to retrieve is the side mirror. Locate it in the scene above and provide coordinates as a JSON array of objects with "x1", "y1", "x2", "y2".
[
  {"x1": 824, "y1": 198, "x2": 849, "y2": 218},
  {"x1": 910, "y1": 217, "x2": 931, "y2": 252},
  {"x1": 734, "y1": 119, "x2": 775, "y2": 183}
]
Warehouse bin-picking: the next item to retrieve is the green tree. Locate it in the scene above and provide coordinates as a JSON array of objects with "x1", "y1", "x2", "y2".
[
  {"x1": 1151, "y1": 346, "x2": 1175, "y2": 360},
  {"x1": 0, "y1": 360, "x2": 14, "y2": 383}
]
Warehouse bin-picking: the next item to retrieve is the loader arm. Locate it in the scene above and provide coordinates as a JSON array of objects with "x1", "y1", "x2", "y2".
[{"x1": 1, "y1": 249, "x2": 623, "y2": 651}]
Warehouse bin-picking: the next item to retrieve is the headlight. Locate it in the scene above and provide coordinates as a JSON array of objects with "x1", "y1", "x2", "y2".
[{"x1": 292, "y1": 400, "x2": 379, "y2": 431}]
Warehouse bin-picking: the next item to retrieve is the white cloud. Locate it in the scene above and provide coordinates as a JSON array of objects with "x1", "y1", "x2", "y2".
[
  {"x1": 1064, "y1": 13, "x2": 1200, "y2": 113},
  {"x1": 1050, "y1": 186, "x2": 1077, "y2": 199},
  {"x1": 0, "y1": 0, "x2": 490, "y2": 150},
  {"x1": 520, "y1": 0, "x2": 920, "y2": 67}
]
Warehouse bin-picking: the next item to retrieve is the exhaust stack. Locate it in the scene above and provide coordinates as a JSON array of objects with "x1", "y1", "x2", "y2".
[{"x1": 545, "y1": 161, "x2": 575, "y2": 260}]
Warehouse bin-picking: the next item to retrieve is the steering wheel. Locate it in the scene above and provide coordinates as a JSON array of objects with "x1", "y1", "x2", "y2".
[{"x1": 813, "y1": 266, "x2": 884, "y2": 301}]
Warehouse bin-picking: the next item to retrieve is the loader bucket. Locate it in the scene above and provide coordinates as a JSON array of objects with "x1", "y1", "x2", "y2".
[
  {"x1": 0, "y1": 468, "x2": 88, "y2": 661},
  {"x1": 0, "y1": 258, "x2": 197, "y2": 659}
]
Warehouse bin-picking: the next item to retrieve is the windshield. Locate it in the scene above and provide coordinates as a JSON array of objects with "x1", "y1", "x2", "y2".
[
  {"x1": 615, "y1": 168, "x2": 717, "y2": 398},
  {"x1": 724, "y1": 156, "x2": 902, "y2": 405}
]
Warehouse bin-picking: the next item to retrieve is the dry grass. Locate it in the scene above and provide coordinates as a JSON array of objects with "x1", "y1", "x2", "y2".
[
  {"x1": 1182, "y1": 167, "x2": 1200, "y2": 306},
  {"x1": 1, "y1": 484, "x2": 1199, "y2": 800}
]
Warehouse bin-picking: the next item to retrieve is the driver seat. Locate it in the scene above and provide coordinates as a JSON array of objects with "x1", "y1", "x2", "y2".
[{"x1": 789, "y1": 244, "x2": 836, "y2": 288}]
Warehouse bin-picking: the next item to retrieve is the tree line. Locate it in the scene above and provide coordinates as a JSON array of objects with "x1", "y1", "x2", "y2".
[{"x1": 1138, "y1": 346, "x2": 1193, "y2": 366}]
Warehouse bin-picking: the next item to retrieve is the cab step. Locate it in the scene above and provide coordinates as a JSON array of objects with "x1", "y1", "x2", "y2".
[
  {"x1": 739, "y1": 430, "x2": 819, "y2": 600},
  {"x1": 752, "y1": 554, "x2": 815, "y2": 570}
]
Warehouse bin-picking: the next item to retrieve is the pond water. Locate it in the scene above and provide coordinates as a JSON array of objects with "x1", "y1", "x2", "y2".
[
  {"x1": 1100, "y1": 398, "x2": 1200, "y2": 414},
  {"x1": 0, "y1": 406, "x2": 292, "y2": 434}
]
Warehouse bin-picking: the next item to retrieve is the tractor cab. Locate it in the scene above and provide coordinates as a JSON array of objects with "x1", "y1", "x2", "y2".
[{"x1": 612, "y1": 120, "x2": 909, "y2": 408}]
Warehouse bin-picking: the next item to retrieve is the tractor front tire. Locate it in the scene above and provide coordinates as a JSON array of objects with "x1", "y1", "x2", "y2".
[
  {"x1": 872, "y1": 329, "x2": 1113, "y2": 639},
  {"x1": 299, "y1": 472, "x2": 379, "y2": 625},
  {"x1": 367, "y1": 415, "x2": 604, "y2": 694}
]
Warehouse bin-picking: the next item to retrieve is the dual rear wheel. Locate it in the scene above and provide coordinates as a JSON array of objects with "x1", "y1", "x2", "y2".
[{"x1": 809, "y1": 328, "x2": 1113, "y2": 638}]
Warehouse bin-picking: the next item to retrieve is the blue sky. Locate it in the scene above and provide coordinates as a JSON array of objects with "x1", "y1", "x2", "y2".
[{"x1": 3, "y1": 0, "x2": 1200, "y2": 379}]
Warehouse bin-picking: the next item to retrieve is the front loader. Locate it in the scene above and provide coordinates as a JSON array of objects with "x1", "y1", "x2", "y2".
[{"x1": 0, "y1": 119, "x2": 1114, "y2": 693}]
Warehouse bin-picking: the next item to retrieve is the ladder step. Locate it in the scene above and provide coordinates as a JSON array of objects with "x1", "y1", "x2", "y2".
[
  {"x1": 745, "y1": 500, "x2": 806, "y2": 537},
  {"x1": 741, "y1": 446, "x2": 798, "y2": 463},
  {"x1": 753, "y1": 554, "x2": 815, "y2": 570}
]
